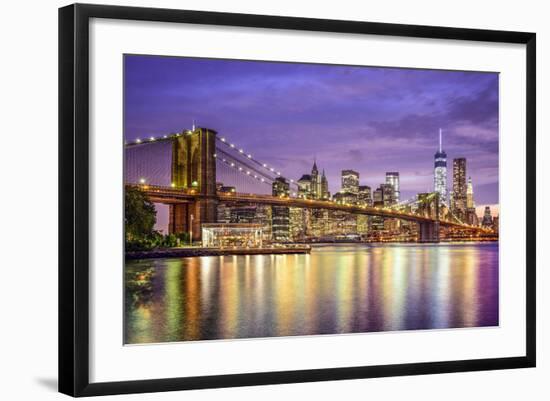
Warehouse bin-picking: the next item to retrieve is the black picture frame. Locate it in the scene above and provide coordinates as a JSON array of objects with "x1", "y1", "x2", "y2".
[{"x1": 59, "y1": 3, "x2": 536, "y2": 397}]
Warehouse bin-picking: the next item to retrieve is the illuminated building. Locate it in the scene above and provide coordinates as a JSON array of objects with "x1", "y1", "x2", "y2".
[
  {"x1": 289, "y1": 207, "x2": 306, "y2": 241},
  {"x1": 434, "y1": 128, "x2": 447, "y2": 204},
  {"x1": 385, "y1": 172, "x2": 400, "y2": 203},
  {"x1": 320, "y1": 170, "x2": 330, "y2": 200},
  {"x1": 311, "y1": 160, "x2": 321, "y2": 199},
  {"x1": 297, "y1": 161, "x2": 329, "y2": 200},
  {"x1": 333, "y1": 191, "x2": 357, "y2": 205},
  {"x1": 341, "y1": 170, "x2": 359, "y2": 194},
  {"x1": 272, "y1": 177, "x2": 290, "y2": 242},
  {"x1": 202, "y1": 223, "x2": 263, "y2": 248},
  {"x1": 452, "y1": 158, "x2": 467, "y2": 219},
  {"x1": 465, "y1": 177, "x2": 477, "y2": 225},
  {"x1": 466, "y1": 176, "x2": 474, "y2": 208},
  {"x1": 492, "y1": 215, "x2": 499, "y2": 233},
  {"x1": 297, "y1": 174, "x2": 312, "y2": 198},
  {"x1": 357, "y1": 185, "x2": 372, "y2": 206},
  {"x1": 482, "y1": 206, "x2": 493, "y2": 228}
]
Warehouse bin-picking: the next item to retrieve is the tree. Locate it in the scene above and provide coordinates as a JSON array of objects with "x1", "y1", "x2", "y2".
[{"x1": 125, "y1": 187, "x2": 157, "y2": 241}]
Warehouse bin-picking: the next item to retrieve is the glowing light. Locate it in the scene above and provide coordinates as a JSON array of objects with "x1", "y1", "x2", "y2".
[
  {"x1": 247, "y1": 154, "x2": 252, "y2": 158},
  {"x1": 230, "y1": 143, "x2": 235, "y2": 148},
  {"x1": 220, "y1": 137, "x2": 226, "y2": 142},
  {"x1": 213, "y1": 153, "x2": 217, "y2": 158},
  {"x1": 290, "y1": 179, "x2": 294, "y2": 183},
  {"x1": 238, "y1": 167, "x2": 243, "y2": 171},
  {"x1": 246, "y1": 171, "x2": 251, "y2": 175},
  {"x1": 239, "y1": 149, "x2": 244, "y2": 153},
  {"x1": 139, "y1": 178, "x2": 146, "y2": 184},
  {"x1": 149, "y1": 136, "x2": 155, "y2": 141},
  {"x1": 263, "y1": 164, "x2": 267, "y2": 167},
  {"x1": 261, "y1": 178, "x2": 265, "y2": 182},
  {"x1": 277, "y1": 171, "x2": 281, "y2": 175},
  {"x1": 270, "y1": 168, "x2": 274, "y2": 172},
  {"x1": 136, "y1": 138, "x2": 141, "y2": 143},
  {"x1": 163, "y1": 135, "x2": 168, "y2": 139},
  {"x1": 170, "y1": 182, "x2": 175, "y2": 188},
  {"x1": 230, "y1": 162, "x2": 235, "y2": 167}
]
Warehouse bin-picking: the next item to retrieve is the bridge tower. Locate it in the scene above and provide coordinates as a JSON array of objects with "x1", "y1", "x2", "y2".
[
  {"x1": 417, "y1": 192, "x2": 440, "y2": 243},
  {"x1": 168, "y1": 127, "x2": 218, "y2": 241}
]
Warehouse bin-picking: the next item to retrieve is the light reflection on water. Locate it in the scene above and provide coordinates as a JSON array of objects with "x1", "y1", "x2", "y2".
[{"x1": 125, "y1": 243, "x2": 498, "y2": 344}]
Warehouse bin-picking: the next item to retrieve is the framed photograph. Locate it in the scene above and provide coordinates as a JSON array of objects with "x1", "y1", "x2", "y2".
[{"x1": 59, "y1": 3, "x2": 536, "y2": 397}]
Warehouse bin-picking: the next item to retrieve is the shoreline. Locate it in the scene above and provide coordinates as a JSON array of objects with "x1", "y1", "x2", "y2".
[
  {"x1": 125, "y1": 246, "x2": 311, "y2": 260},
  {"x1": 125, "y1": 240, "x2": 498, "y2": 260}
]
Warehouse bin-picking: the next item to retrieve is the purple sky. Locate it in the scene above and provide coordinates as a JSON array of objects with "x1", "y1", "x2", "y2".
[{"x1": 124, "y1": 55, "x2": 499, "y2": 206}]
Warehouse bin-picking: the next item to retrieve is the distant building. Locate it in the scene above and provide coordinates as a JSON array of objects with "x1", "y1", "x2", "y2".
[
  {"x1": 297, "y1": 161, "x2": 329, "y2": 200},
  {"x1": 272, "y1": 177, "x2": 290, "y2": 241},
  {"x1": 452, "y1": 158, "x2": 467, "y2": 220},
  {"x1": 333, "y1": 191, "x2": 357, "y2": 205},
  {"x1": 357, "y1": 185, "x2": 372, "y2": 207},
  {"x1": 466, "y1": 176, "x2": 475, "y2": 209},
  {"x1": 385, "y1": 172, "x2": 400, "y2": 203},
  {"x1": 482, "y1": 206, "x2": 493, "y2": 228},
  {"x1": 341, "y1": 170, "x2": 359, "y2": 194},
  {"x1": 434, "y1": 129, "x2": 448, "y2": 204}
]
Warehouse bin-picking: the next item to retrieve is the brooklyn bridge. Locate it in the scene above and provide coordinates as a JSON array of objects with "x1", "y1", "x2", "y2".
[{"x1": 125, "y1": 127, "x2": 491, "y2": 243}]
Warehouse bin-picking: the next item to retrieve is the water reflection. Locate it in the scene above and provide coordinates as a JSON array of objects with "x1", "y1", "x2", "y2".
[{"x1": 125, "y1": 243, "x2": 499, "y2": 344}]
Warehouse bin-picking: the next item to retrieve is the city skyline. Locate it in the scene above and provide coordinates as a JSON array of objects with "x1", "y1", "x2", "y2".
[{"x1": 125, "y1": 55, "x2": 499, "y2": 208}]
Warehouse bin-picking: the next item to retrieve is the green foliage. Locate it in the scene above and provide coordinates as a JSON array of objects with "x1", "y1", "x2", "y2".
[
  {"x1": 125, "y1": 187, "x2": 157, "y2": 241},
  {"x1": 124, "y1": 188, "x2": 193, "y2": 251}
]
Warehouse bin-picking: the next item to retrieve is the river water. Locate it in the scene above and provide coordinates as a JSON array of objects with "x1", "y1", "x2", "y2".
[{"x1": 125, "y1": 242, "x2": 498, "y2": 344}]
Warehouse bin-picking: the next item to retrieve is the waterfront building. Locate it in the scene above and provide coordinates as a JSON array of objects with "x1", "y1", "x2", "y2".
[
  {"x1": 272, "y1": 177, "x2": 290, "y2": 242},
  {"x1": 385, "y1": 172, "x2": 400, "y2": 203},
  {"x1": 202, "y1": 223, "x2": 263, "y2": 248},
  {"x1": 341, "y1": 170, "x2": 359, "y2": 194},
  {"x1": 452, "y1": 157, "x2": 467, "y2": 220},
  {"x1": 289, "y1": 207, "x2": 306, "y2": 241},
  {"x1": 434, "y1": 129, "x2": 448, "y2": 204}
]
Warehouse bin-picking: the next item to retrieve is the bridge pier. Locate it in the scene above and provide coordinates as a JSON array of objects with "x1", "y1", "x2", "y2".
[
  {"x1": 418, "y1": 221, "x2": 440, "y2": 243},
  {"x1": 168, "y1": 198, "x2": 218, "y2": 241},
  {"x1": 168, "y1": 127, "x2": 218, "y2": 241}
]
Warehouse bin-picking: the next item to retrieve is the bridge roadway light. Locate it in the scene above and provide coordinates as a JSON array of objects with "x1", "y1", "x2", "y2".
[
  {"x1": 139, "y1": 178, "x2": 146, "y2": 184},
  {"x1": 135, "y1": 138, "x2": 141, "y2": 143},
  {"x1": 220, "y1": 137, "x2": 225, "y2": 142}
]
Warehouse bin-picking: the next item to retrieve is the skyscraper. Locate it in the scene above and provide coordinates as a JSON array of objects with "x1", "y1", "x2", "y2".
[
  {"x1": 341, "y1": 170, "x2": 359, "y2": 194},
  {"x1": 466, "y1": 176, "x2": 474, "y2": 209},
  {"x1": 434, "y1": 129, "x2": 447, "y2": 204},
  {"x1": 297, "y1": 161, "x2": 329, "y2": 200},
  {"x1": 310, "y1": 160, "x2": 321, "y2": 199},
  {"x1": 452, "y1": 158, "x2": 467, "y2": 218},
  {"x1": 385, "y1": 172, "x2": 400, "y2": 203},
  {"x1": 482, "y1": 206, "x2": 493, "y2": 228},
  {"x1": 321, "y1": 169, "x2": 330, "y2": 200},
  {"x1": 272, "y1": 177, "x2": 290, "y2": 241}
]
